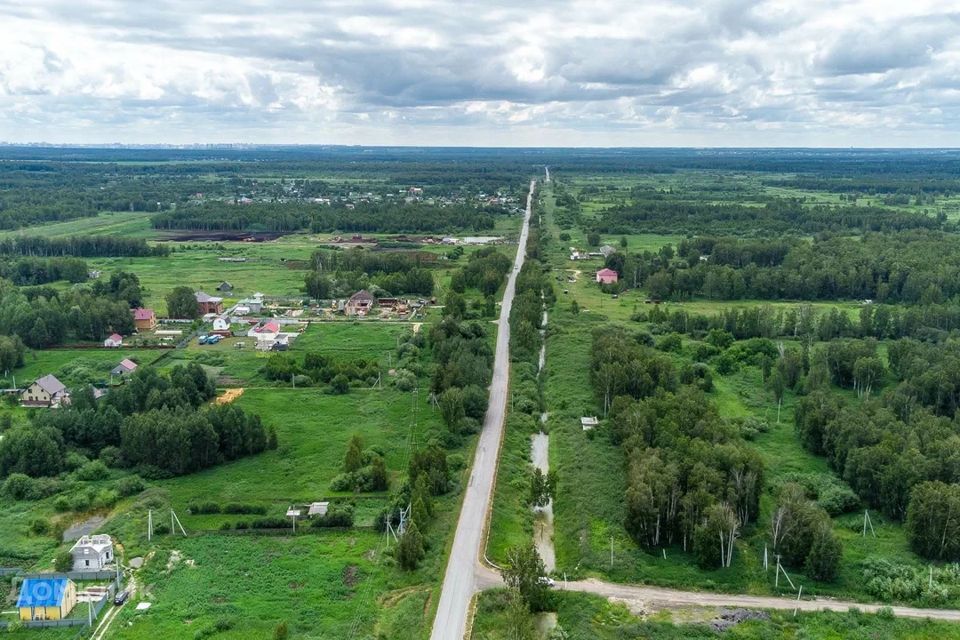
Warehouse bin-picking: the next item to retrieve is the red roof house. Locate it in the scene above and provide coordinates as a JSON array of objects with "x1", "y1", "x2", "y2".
[
  {"x1": 133, "y1": 308, "x2": 156, "y2": 331},
  {"x1": 596, "y1": 268, "x2": 619, "y2": 285}
]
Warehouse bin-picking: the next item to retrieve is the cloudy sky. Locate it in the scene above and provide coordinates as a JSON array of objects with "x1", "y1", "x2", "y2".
[{"x1": 1, "y1": 0, "x2": 959, "y2": 146}]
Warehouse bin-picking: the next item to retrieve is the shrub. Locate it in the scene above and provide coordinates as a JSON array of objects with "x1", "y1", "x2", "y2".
[
  {"x1": 30, "y1": 519, "x2": 50, "y2": 535},
  {"x1": 76, "y1": 460, "x2": 111, "y2": 481},
  {"x1": 64, "y1": 451, "x2": 90, "y2": 472},
  {"x1": 115, "y1": 475, "x2": 146, "y2": 497},
  {"x1": 394, "y1": 369, "x2": 417, "y2": 392},
  {"x1": 657, "y1": 333, "x2": 682, "y2": 352},
  {"x1": 251, "y1": 517, "x2": 290, "y2": 529},
  {"x1": 311, "y1": 503, "x2": 355, "y2": 528},
  {"x1": 99, "y1": 446, "x2": 123, "y2": 468},
  {"x1": 93, "y1": 488, "x2": 119, "y2": 509},
  {"x1": 223, "y1": 503, "x2": 267, "y2": 515},
  {"x1": 188, "y1": 502, "x2": 222, "y2": 515},
  {"x1": 2, "y1": 473, "x2": 38, "y2": 500},
  {"x1": 54, "y1": 551, "x2": 73, "y2": 572}
]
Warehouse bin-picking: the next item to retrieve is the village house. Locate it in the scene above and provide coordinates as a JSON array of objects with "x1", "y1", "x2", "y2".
[
  {"x1": 195, "y1": 291, "x2": 224, "y2": 315},
  {"x1": 70, "y1": 534, "x2": 114, "y2": 570},
  {"x1": 21, "y1": 374, "x2": 70, "y2": 408},
  {"x1": 212, "y1": 317, "x2": 230, "y2": 333},
  {"x1": 132, "y1": 308, "x2": 157, "y2": 331},
  {"x1": 595, "y1": 268, "x2": 619, "y2": 285},
  {"x1": 345, "y1": 290, "x2": 375, "y2": 316},
  {"x1": 599, "y1": 244, "x2": 617, "y2": 258},
  {"x1": 111, "y1": 359, "x2": 138, "y2": 377},
  {"x1": 103, "y1": 333, "x2": 123, "y2": 348},
  {"x1": 17, "y1": 577, "x2": 77, "y2": 622},
  {"x1": 217, "y1": 281, "x2": 233, "y2": 292}
]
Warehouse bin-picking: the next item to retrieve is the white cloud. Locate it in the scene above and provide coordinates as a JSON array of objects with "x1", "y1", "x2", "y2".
[{"x1": 0, "y1": 0, "x2": 958, "y2": 145}]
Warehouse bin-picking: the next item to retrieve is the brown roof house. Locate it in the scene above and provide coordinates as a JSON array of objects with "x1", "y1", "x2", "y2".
[
  {"x1": 345, "y1": 290, "x2": 374, "y2": 316},
  {"x1": 195, "y1": 291, "x2": 224, "y2": 315},
  {"x1": 21, "y1": 374, "x2": 70, "y2": 408},
  {"x1": 133, "y1": 308, "x2": 156, "y2": 331}
]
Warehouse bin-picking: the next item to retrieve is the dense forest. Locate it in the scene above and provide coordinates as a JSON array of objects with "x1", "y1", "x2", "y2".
[
  {"x1": 605, "y1": 232, "x2": 960, "y2": 303},
  {"x1": 152, "y1": 201, "x2": 504, "y2": 233}
]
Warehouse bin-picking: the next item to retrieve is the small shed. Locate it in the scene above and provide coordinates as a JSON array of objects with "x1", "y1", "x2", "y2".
[
  {"x1": 308, "y1": 501, "x2": 330, "y2": 517},
  {"x1": 212, "y1": 317, "x2": 230, "y2": 332},
  {"x1": 111, "y1": 359, "x2": 138, "y2": 377},
  {"x1": 217, "y1": 281, "x2": 233, "y2": 292},
  {"x1": 103, "y1": 333, "x2": 123, "y2": 348},
  {"x1": 580, "y1": 416, "x2": 599, "y2": 431}
]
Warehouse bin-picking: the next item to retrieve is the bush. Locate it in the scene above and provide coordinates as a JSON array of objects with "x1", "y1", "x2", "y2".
[
  {"x1": 54, "y1": 551, "x2": 73, "y2": 572},
  {"x1": 30, "y1": 519, "x2": 50, "y2": 535},
  {"x1": 223, "y1": 503, "x2": 267, "y2": 515},
  {"x1": 234, "y1": 521, "x2": 249, "y2": 530},
  {"x1": 311, "y1": 503, "x2": 355, "y2": 528},
  {"x1": 99, "y1": 446, "x2": 123, "y2": 468},
  {"x1": 188, "y1": 502, "x2": 222, "y2": 515},
  {"x1": 330, "y1": 374, "x2": 350, "y2": 394},
  {"x1": 251, "y1": 517, "x2": 290, "y2": 529},
  {"x1": 64, "y1": 451, "x2": 90, "y2": 472},
  {"x1": 394, "y1": 369, "x2": 417, "y2": 392},
  {"x1": 93, "y1": 488, "x2": 119, "y2": 509},
  {"x1": 115, "y1": 475, "x2": 146, "y2": 497},
  {"x1": 2, "y1": 473, "x2": 38, "y2": 500},
  {"x1": 76, "y1": 460, "x2": 110, "y2": 481},
  {"x1": 53, "y1": 496, "x2": 71, "y2": 512},
  {"x1": 657, "y1": 333, "x2": 682, "y2": 352}
]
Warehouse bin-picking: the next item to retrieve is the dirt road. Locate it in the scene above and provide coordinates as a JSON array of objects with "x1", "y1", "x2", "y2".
[{"x1": 429, "y1": 180, "x2": 534, "y2": 640}]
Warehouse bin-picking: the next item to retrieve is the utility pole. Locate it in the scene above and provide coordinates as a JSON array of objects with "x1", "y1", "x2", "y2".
[
  {"x1": 147, "y1": 509, "x2": 153, "y2": 542},
  {"x1": 609, "y1": 536, "x2": 614, "y2": 569}
]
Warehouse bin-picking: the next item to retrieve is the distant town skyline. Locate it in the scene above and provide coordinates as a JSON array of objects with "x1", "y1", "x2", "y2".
[{"x1": 1, "y1": 0, "x2": 959, "y2": 147}]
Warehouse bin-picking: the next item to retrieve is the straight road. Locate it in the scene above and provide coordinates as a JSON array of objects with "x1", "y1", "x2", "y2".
[{"x1": 429, "y1": 179, "x2": 535, "y2": 640}]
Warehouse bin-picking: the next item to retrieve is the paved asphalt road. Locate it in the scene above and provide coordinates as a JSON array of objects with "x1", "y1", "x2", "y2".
[{"x1": 429, "y1": 179, "x2": 535, "y2": 640}]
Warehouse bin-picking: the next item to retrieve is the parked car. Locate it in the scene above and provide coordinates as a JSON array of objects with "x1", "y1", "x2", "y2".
[
  {"x1": 114, "y1": 590, "x2": 129, "y2": 606},
  {"x1": 537, "y1": 576, "x2": 555, "y2": 588}
]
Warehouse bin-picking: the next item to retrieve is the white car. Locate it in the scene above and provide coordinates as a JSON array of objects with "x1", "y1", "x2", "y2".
[{"x1": 537, "y1": 576, "x2": 556, "y2": 588}]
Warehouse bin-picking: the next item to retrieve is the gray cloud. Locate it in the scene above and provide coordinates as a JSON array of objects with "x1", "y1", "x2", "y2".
[{"x1": 0, "y1": 0, "x2": 959, "y2": 145}]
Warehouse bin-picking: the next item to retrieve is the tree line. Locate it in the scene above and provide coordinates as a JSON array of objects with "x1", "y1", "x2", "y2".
[
  {"x1": 152, "y1": 201, "x2": 503, "y2": 234},
  {"x1": 637, "y1": 302, "x2": 960, "y2": 344},
  {"x1": 0, "y1": 235, "x2": 168, "y2": 258},
  {"x1": 620, "y1": 232, "x2": 960, "y2": 304}
]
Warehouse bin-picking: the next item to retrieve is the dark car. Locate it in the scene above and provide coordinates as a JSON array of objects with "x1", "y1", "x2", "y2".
[{"x1": 114, "y1": 590, "x2": 129, "y2": 606}]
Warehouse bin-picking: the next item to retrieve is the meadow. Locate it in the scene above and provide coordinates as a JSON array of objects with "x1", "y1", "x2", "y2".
[{"x1": 484, "y1": 177, "x2": 946, "y2": 616}]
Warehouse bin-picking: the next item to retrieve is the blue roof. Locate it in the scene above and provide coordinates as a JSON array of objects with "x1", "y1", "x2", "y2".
[{"x1": 17, "y1": 578, "x2": 69, "y2": 608}]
